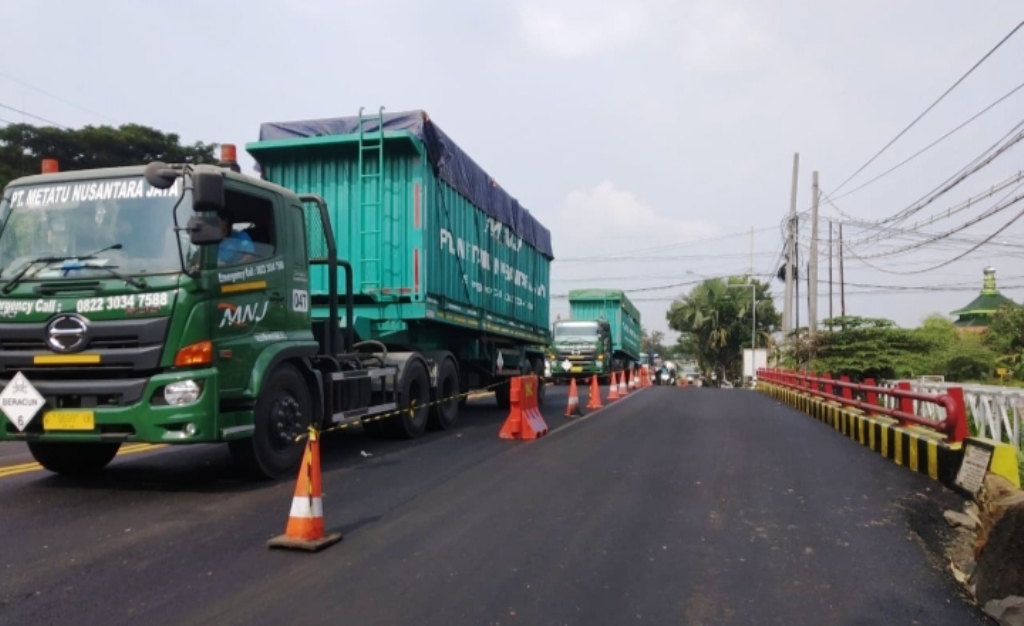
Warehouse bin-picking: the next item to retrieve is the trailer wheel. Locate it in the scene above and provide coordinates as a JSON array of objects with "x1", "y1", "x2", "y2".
[
  {"x1": 383, "y1": 359, "x2": 430, "y2": 439},
  {"x1": 27, "y1": 442, "x2": 120, "y2": 475},
  {"x1": 494, "y1": 379, "x2": 511, "y2": 410},
  {"x1": 230, "y1": 363, "x2": 313, "y2": 479},
  {"x1": 429, "y1": 358, "x2": 460, "y2": 431},
  {"x1": 528, "y1": 358, "x2": 547, "y2": 407}
]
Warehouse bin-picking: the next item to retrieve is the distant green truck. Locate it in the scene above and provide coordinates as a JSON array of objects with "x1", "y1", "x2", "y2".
[
  {"x1": 549, "y1": 289, "x2": 641, "y2": 384},
  {"x1": 0, "y1": 108, "x2": 553, "y2": 478}
]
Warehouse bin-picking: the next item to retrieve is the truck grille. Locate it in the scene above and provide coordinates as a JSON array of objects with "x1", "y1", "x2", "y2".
[
  {"x1": 0, "y1": 317, "x2": 169, "y2": 378},
  {"x1": 554, "y1": 347, "x2": 598, "y2": 368}
]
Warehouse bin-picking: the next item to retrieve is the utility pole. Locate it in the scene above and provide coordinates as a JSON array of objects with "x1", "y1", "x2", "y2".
[
  {"x1": 794, "y1": 219, "x2": 800, "y2": 333},
  {"x1": 839, "y1": 221, "x2": 846, "y2": 324},
  {"x1": 829, "y1": 220, "x2": 834, "y2": 321},
  {"x1": 783, "y1": 153, "x2": 799, "y2": 337},
  {"x1": 809, "y1": 171, "x2": 819, "y2": 337}
]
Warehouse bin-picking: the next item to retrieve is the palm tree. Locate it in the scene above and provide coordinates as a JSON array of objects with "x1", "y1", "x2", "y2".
[{"x1": 668, "y1": 276, "x2": 781, "y2": 380}]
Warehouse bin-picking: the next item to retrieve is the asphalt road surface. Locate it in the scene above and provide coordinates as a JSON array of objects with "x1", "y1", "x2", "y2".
[{"x1": 0, "y1": 385, "x2": 990, "y2": 625}]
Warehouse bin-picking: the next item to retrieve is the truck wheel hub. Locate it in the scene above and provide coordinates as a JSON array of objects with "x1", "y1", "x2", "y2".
[{"x1": 271, "y1": 396, "x2": 303, "y2": 444}]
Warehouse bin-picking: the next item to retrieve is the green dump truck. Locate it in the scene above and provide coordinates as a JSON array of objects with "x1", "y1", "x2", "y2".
[
  {"x1": 0, "y1": 108, "x2": 553, "y2": 478},
  {"x1": 549, "y1": 289, "x2": 641, "y2": 383}
]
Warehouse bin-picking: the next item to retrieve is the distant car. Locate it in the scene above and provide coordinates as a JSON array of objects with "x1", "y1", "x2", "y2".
[{"x1": 720, "y1": 380, "x2": 734, "y2": 389}]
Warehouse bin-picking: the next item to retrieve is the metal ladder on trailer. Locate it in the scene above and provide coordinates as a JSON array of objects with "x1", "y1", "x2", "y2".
[{"x1": 357, "y1": 106, "x2": 385, "y2": 294}]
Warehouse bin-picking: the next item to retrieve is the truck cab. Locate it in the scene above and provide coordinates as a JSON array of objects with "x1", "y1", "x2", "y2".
[
  {"x1": 0, "y1": 154, "x2": 318, "y2": 474},
  {"x1": 548, "y1": 318, "x2": 613, "y2": 383},
  {"x1": 0, "y1": 151, "x2": 417, "y2": 478}
]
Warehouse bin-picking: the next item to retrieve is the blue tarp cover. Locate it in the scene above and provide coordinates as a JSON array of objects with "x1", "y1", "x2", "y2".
[{"x1": 258, "y1": 110, "x2": 553, "y2": 259}]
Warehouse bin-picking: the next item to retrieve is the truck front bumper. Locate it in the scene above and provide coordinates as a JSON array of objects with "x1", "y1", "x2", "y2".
[
  {"x1": 549, "y1": 361, "x2": 608, "y2": 377},
  {"x1": 0, "y1": 368, "x2": 235, "y2": 444}
]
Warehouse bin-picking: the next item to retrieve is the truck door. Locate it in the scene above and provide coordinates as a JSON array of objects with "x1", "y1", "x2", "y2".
[{"x1": 211, "y1": 186, "x2": 288, "y2": 394}]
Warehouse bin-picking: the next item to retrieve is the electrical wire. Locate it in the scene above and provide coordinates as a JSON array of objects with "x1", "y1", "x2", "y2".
[
  {"x1": 555, "y1": 225, "x2": 778, "y2": 262},
  {"x1": 846, "y1": 194, "x2": 1024, "y2": 274},
  {"x1": 0, "y1": 102, "x2": 69, "y2": 129},
  {"x1": 838, "y1": 120, "x2": 1024, "y2": 238},
  {"x1": 0, "y1": 72, "x2": 117, "y2": 123},
  {"x1": 849, "y1": 181, "x2": 1024, "y2": 260},
  {"x1": 831, "y1": 80, "x2": 1024, "y2": 202},
  {"x1": 828, "y1": 18, "x2": 1024, "y2": 196}
]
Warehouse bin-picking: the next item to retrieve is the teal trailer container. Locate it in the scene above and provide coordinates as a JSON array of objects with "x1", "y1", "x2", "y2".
[
  {"x1": 247, "y1": 109, "x2": 553, "y2": 394},
  {"x1": 568, "y1": 289, "x2": 642, "y2": 362}
]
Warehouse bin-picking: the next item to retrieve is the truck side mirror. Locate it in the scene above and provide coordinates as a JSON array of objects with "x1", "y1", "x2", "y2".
[
  {"x1": 144, "y1": 161, "x2": 179, "y2": 189},
  {"x1": 186, "y1": 215, "x2": 224, "y2": 245},
  {"x1": 192, "y1": 170, "x2": 225, "y2": 212}
]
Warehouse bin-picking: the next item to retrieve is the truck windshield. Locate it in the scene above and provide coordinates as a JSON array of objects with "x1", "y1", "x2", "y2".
[
  {"x1": 0, "y1": 177, "x2": 192, "y2": 280},
  {"x1": 553, "y1": 322, "x2": 600, "y2": 339}
]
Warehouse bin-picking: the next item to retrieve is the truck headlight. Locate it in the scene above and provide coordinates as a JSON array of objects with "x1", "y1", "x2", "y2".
[{"x1": 164, "y1": 380, "x2": 202, "y2": 406}]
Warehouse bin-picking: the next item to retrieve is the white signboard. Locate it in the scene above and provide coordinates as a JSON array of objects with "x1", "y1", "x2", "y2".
[
  {"x1": 955, "y1": 441, "x2": 993, "y2": 497},
  {"x1": 743, "y1": 349, "x2": 769, "y2": 379},
  {"x1": 0, "y1": 372, "x2": 45, "y2": 432}
]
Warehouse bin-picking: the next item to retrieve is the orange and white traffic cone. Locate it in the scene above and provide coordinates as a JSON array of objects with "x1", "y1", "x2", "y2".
[
  {"x1": 608, "y1": 371, "x2": 621, "y2": 401},
  {"x1": 618, "y1": 370, "x2": 629, "y2": 396},
  {"x1": 628, "y1": 369, "x2": 637, "y2": 391},
  {"x1": 267, "y1": 430, "x2": 343, "y2": 552},
  {"x1": 565, "y1": 377, "x2": 584, "y2": 417},
  {"x1": 586, "y1": 375, "x2": 603, "y2": 410}
]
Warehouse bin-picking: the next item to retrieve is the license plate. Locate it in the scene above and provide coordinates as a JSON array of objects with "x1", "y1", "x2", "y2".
[
  {"x1": 43, "y1": 411, "x2": 95, "y2": 431},
  {"x1": 571, "y1": 366, "x2": 582, "y2": 373}
]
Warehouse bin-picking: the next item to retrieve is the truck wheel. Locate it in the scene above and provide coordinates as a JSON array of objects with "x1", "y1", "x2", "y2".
[
  {"x1": 429, "y1": 358, "x2": 460, "y2": 431},
  {"x1": 230, "y1": 364, "x2": 313, "y2": 479},
  {"x1": 494, "y1": 379, "x2": 511, "y2": 410},
  {"x1": 528, "y1": 358, "x2": 547, "y2": 407},
  {"x1": 27, "y1": 441, "x2": 121, "y2": 475},
  {"x1": 383, "y1": 359, "x2": 430, "y2": 439}
]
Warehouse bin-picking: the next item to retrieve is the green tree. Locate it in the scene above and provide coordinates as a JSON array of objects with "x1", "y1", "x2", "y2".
[
  {"x1": 641, "y1": 327, "x2": 667, "y2": 356},
  {"x1": 666, "y1": 276, "x2": 780, "y2": 379},
  {"x1": 984, "y1": 304, "x2": 1024, "y2": 377},
  {"x1": 1, "y1": 123, "x2": 218, "y2": 189},
  {"x1": 809, "y1": 316, "x2": 933, "y2": 381},
  {"x1": 910, "y1": 314, "x2": 995, "y2": 382}
]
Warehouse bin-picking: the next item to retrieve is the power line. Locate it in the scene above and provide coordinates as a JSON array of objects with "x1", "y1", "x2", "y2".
[
  {"x1": 831, "y1": 80, "x2": 1024, "y2": 202},
  {"x1": 554, "y1": 225, "x2": 779, "y2": 262},
  {"x1": 850, "y1": 181, "x2": 1024, "y2": 260},
  {"x1": 845, "y1": 169, "x2": 1024, "y2": 250},
  {"x1": 628, "y1": 283, "x2": 1024, "y2": 302},
  {"x1": 846, "y1": 193, "x2": 1024, "y2": 274},
  {"x1": 827, "y1": 119, "x2": 1024, "y2": 239},
  {"x1": 0, "y1": 72, "x2": 117, "y2": 123},
  {"x1": 0, "y1": 102, "x2": 69, "y2": 129},
  {"x1": 828, "y1": 18, "x2": 1024, "y2": 196}
]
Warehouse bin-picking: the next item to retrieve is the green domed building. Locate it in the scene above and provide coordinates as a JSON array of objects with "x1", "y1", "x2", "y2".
[{"x1": 950, "y1": 267, "x2": 1019, "y2": 332}]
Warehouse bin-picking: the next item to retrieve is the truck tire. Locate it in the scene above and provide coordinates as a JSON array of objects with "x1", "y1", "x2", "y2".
[
  {"x1": 528, "y1": 358, "x2": 547, "y2": 407},
  {"x1": 382, "y1": 359, "x2": 430, "y2": 439},
  {"x1": 230, "y1": 363, "x2": 313, "y2": 479},
  {"x1": 27, "y1": 441, "x2": 120, "y2": 475},
  {"x1": 494, "y1": 379, "x2": 511, "y2": 410},
  {"x1": 429, "y1": 358, "x2": 460, "y2": 431}
]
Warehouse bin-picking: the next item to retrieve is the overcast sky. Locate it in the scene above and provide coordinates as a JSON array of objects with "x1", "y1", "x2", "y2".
[{"x1": 2, "y1": 1, "x2": 1023, "y2": 340}]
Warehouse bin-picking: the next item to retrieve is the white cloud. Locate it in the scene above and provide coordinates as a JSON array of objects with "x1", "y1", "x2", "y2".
[
  {"x1": 516, "y1": 0, "x2": 650, "y2": 58},
  {"x1": 552, "y1": 181, "x2": 718, "y2": 258},
  {"x1": 671, "y1": 1, "x2": 773, "y2": 71},
  {"x1": 515, "y1": 0, "x2": 774, "y2": 67}
]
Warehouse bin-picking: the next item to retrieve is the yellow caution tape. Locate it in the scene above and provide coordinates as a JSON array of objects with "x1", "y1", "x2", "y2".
[{"x1": 296, "y1": 378, "x2": 515, "y2": 442}]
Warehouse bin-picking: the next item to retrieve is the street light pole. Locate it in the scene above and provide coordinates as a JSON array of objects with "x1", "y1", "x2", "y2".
[{"x1": 727, "y1": 281, "x2": 757, "y2": 379}]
